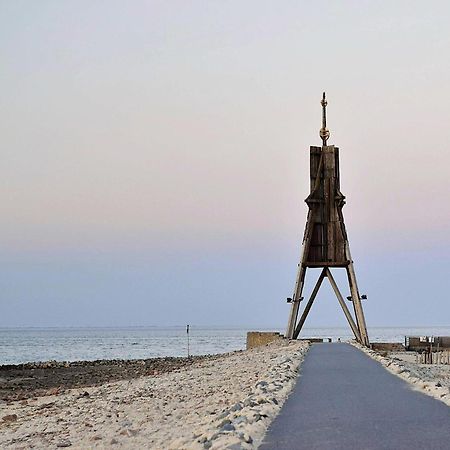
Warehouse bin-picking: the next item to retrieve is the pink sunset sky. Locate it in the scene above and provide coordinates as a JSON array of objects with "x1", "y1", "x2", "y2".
[{"x1": 1, "y1": 1, "x2": 449, "y2": 328}]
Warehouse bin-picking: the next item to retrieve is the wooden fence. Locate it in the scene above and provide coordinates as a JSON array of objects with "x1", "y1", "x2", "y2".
[{"x1": 416, "y1": 350, "x2": 450, "y2": 365}]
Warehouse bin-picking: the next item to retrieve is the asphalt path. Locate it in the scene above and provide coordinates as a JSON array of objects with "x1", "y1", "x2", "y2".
[{"x1": 260, "y1": 343, "x2": 450, "y2": 450}]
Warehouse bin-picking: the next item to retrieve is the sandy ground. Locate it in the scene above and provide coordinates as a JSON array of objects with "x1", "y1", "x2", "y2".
[
  {"x1": 353, "y1": 343, "x2": 450, "y2": 407},
  {"x1": 0, "y1": 340, "x2": 308, "y2": 449}
]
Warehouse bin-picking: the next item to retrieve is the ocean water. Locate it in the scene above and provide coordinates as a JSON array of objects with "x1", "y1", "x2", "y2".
[{"x1": 1, "y1": 326, "x2": 450, "y2": 365}]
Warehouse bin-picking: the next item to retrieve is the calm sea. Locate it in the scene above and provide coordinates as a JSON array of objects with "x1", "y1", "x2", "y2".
[{"x1": 1, "y1": 326, "x2": 450, "y2": 365}]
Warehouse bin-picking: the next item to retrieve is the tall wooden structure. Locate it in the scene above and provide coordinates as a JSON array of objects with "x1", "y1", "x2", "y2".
[{"x1": 285, "y1": 93, "x2": 369, "y2": 346}]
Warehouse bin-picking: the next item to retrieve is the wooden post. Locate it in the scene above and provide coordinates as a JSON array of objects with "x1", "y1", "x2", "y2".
[
  {"x1": 344, "y1": 241, "x2": 369, "y2": 346},
  {"x1": 286, "y1": 210, "x2": 314, "y2": 339},
  {"x1": 286, "y1": 254, "x2": 307, "y2": 338},
  {"x1": 186, "y1": 324, "x2": 190, "y2": 358},
  {"x1": 325, "y1": 268, "x2": 362, "y2": 342},
  {"x1": 293, "y1": 268, "x2": 327, "y2": 339}
]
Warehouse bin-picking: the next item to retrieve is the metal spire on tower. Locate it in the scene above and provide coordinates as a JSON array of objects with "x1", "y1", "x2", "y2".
[{"x1": 319, "y1": 92, "x2": 330, "y2": 146}]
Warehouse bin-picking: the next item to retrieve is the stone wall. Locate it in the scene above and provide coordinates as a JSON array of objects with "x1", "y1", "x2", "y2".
[
  {"x1": 246, "y1": 332, "x2": 284, "y2": 350},
  {"x1": 371, "y1": 342, "x2": 405, "y2": 352}
]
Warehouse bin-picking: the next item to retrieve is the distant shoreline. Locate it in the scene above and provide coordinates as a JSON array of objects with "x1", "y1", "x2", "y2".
[{"x1": 2, "y1": 326, "x2": 450, "y2": 366}]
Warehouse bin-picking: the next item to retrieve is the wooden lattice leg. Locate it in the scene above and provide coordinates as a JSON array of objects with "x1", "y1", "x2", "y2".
[
  {"x1": 286, "y1": 264, "x2": 306, "y2": 339},
  {"x1": 293, "y1": 268, "x2": 327, "y2": 339},
  {"x1": 325, "y1": 268, "x2": 362, "y2": 342},
  {"x1": 346, "y1": 262, "x2": 369, "y2": 346}
]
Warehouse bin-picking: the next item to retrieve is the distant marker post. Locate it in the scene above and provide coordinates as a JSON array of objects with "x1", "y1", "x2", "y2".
[{"x1": 186, "y1": 324, "x2": 190, "y2": 358}]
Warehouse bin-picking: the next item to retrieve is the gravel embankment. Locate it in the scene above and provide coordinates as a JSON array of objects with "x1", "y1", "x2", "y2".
[{"x1": 0, "y1": 340, "x2": 309, "y2": 449}]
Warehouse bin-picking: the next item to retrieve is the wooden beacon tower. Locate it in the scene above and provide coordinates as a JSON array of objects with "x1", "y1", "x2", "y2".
[{"x1": 285, "y1": 93, "x2": 369, "y2": 346}]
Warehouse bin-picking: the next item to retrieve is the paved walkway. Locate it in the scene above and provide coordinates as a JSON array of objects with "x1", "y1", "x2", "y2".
[{"x1": 260, "y1": 343, "x2": 450, "y2": 450}]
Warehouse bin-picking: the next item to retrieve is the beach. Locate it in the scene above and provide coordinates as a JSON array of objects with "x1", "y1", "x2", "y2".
[
  {"x1": 0, "y1": 356, "x2": 212, "y2": 403},
  {"x1": 0, "y1": 340, "x2": 308, "y2": 449}
]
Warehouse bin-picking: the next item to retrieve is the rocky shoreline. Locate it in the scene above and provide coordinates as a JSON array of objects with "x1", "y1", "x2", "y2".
[
  {"x1": 0, "y1": 355, "x2": 218, "y2": 403},
  {"x1": 0, "y1": 340, "x2": 309, "y2": 449}
]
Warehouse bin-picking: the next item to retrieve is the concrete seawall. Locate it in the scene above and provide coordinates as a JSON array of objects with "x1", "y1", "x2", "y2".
[{"x1": 246, "y1": 332, "x2": 284, "y2": 350}]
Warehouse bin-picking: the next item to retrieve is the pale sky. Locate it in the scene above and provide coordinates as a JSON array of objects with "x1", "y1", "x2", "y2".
[{"x1": 1, "y1": 1, "x2": 449, "y2": 329}]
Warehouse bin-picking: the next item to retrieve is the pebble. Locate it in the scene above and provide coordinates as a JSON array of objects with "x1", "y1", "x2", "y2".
[
  {"x1": 233, "y1": 416, "x2": 248, "y2": 425},
  {"x1": 220, "y1": 423, "x2": 235, "y2": 432},
  {"x1": 2, "y1": 414, "x2": 18, "y2": 422}
]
